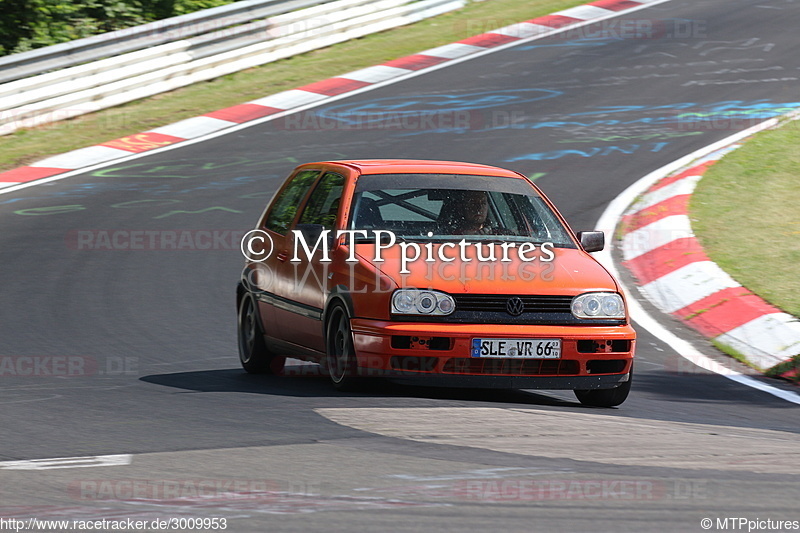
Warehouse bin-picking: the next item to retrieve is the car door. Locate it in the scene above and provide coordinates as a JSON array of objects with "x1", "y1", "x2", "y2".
[
  {"x1": 256, "y1": 168, "x2": 321, "y2": 348},
  {"x1": 277, "y1": 170, "x2": 347, "y2": 352}
]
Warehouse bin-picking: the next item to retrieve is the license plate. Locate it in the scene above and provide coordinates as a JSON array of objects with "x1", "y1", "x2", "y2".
[{"x1": 471, "y1": 338, "x2": 561, "y2": 359}]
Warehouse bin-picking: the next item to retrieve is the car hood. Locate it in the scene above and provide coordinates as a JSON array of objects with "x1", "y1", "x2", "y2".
[{"x1": 353, "y1": 242, "x2": 618, "y2": 296}]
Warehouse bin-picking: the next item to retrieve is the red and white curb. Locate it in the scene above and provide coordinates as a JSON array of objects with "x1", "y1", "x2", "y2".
[
  {"x1": 0, "y1": 0, "x2": 666, "y2": 191},
  {"x1": 594, "y1": 120, "x2": 800, "y2": 404},
  {"x1": 619, "y1": 125, "x2": 800, "y2": 372}
]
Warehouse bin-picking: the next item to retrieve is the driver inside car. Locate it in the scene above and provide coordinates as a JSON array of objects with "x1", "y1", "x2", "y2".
[{"x1": 437, "y1": 190, "x2": 494, "y2": 235}]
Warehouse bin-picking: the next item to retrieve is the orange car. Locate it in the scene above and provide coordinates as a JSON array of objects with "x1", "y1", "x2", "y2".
[{"x1": 237, "y1": 160, "x2": 635, "y2": 406}]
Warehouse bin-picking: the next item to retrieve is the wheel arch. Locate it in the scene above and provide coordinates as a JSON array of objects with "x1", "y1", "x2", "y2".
[
  {"x1": 236, "y1": 281, "x2": 246, "y2": 309},
  {"x1": 322, "y1": 285, "x2": 355, "y2": 337},
  {"x1": 237, "y1": 281, "x2": 267, "y2": 338}
]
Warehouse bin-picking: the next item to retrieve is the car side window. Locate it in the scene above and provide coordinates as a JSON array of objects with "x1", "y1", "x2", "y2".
[
  {"x1": 298, "y1": 172, "x2": 345, "y2": 229},
  {"x1": 264, "y1": 170, "x2": 320, "y2": 234}
]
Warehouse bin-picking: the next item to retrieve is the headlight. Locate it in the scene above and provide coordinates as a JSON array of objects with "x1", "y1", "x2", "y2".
[
  {"x1": 571, "y1": 292, "x2": 625, "y2": 319},
  {"x1": 391, "y1": 289, "x2": 455, "y2": 316}
]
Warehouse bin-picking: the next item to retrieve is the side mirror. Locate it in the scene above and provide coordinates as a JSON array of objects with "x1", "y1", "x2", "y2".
[{"x1": 577, "y1": 231, "x2": 604, "y2": 252}]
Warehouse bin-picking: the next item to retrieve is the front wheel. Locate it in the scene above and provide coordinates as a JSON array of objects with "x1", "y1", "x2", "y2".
[
  {"x1": 238, "y1": 294, "x2": 284, "y2": 374},
  {"x1": 574, "y1": 368, "x2": 632, "y2": 407},
  {"x1": 325, "y1": 304, "x2": 362, "y2": 391}
]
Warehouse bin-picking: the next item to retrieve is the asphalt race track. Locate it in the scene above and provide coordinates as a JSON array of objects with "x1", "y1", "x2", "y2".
[{"x1": 1, "y1": 0, "x2": 799, "y2": 530}]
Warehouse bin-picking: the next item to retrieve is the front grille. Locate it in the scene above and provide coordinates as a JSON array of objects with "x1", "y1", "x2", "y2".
[
  {"x1": 443, "y1": 358, "x2": 580, "y2": 376},
  {"x1": 453, "y1": 294, "x2": 573, "y2": 313},
  {"x1": 577, "y1": 339, "x2": 632, "y2": 353},
  {"x1": 391, "y1": 336, "x2": 452, "y2": 350},
  {"x1": 587, "y1": 359, "x2": 628, "y2": 374},
  {"x1": 391, "y1": 294, "x2": 625, "y2": 326}
]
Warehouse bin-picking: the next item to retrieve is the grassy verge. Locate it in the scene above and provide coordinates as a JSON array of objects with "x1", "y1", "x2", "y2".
[
  {"x1": 765, "y1": 355, "x2": 800, "y2": 384},
  {"x1": 0, "y1": 0, "x2": 584, "y2": 172},
  {"x1": 690, "y1": 118, "x2": 800, "y2": 320}
]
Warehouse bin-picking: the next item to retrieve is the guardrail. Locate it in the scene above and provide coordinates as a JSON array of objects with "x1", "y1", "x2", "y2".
[
  {"x1": 0, "y1": 0, "x2": 466, "y2": 136},
  {"x1": 0, "y1": 0, "x2": 329, "y2": 84}
]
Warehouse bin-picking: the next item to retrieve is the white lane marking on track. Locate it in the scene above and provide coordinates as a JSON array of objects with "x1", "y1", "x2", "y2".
[
  {"x1": 594, "y1": 117, "x2": 800, "y2": 406},
  {"x1": 0, "y1": 0, "x2": 675, "y2": 197},
  {"x1": 0, "y1": 454, "x2": 132, "y2": 470}
]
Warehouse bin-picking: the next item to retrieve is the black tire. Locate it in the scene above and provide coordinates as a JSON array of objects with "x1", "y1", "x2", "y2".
[
  {"x1": 574, "y1": 368, "x2": 632, "y2": 407},
  {"x1": 325, "y1": 304, "x2": 362, "y2": 391},
  {"x1": 237, "y1": 294, "x2": 284, "y2": 374}
]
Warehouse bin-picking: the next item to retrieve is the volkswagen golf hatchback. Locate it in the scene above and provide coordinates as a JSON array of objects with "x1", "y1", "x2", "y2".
[{"x1": 237, "y1": 160, "x2": 635, "y2": 406}]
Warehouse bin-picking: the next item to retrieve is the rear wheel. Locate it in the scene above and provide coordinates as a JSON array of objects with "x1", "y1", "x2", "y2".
[
  {"x1": 238, "y1": 294, "x2": 284, "y2": 374},
  {"x1": 326, "y1": 304, "x2": 362, "y2": 391},
  {"x1": 574, "y1": 368, "x2": 632, "y2": 407}
]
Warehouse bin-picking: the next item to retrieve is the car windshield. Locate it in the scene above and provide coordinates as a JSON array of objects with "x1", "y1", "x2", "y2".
[{"x1": 349, "y1": 173, "x2": 575, "y2": 247}]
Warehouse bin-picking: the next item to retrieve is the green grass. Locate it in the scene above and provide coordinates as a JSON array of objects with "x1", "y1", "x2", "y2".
[
  {"x1": 690, "y1": 118, "x2": 800, "y2": 319},
  {"x1": 710, "y1": 338, "x2": 759, "y2": 370},
  {"x1": 764, "y1": 354, "x2": 800, "y2": 383},
  {"x1": 0, "y1": 0, "x2": 584, "y2": 172}
]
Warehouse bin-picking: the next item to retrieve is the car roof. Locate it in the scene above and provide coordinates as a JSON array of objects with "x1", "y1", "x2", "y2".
[{"x1": 321, "y1": 159, "x2": 526, "y2": 179}]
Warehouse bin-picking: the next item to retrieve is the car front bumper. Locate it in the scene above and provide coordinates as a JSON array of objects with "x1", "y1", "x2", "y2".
[{"x1": 350, "y1": 319, "x2": 636, "y2": 389}]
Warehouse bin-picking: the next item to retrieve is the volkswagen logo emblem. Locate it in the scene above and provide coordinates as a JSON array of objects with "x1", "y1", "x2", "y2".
[{"x1": 506, "y1": 297, "x2": 525, "y2": 316}]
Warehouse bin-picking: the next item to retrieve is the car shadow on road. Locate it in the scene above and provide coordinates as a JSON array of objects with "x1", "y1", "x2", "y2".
[{"x1": 139, "y1": 361, "x2": 578, "y2": 407}]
